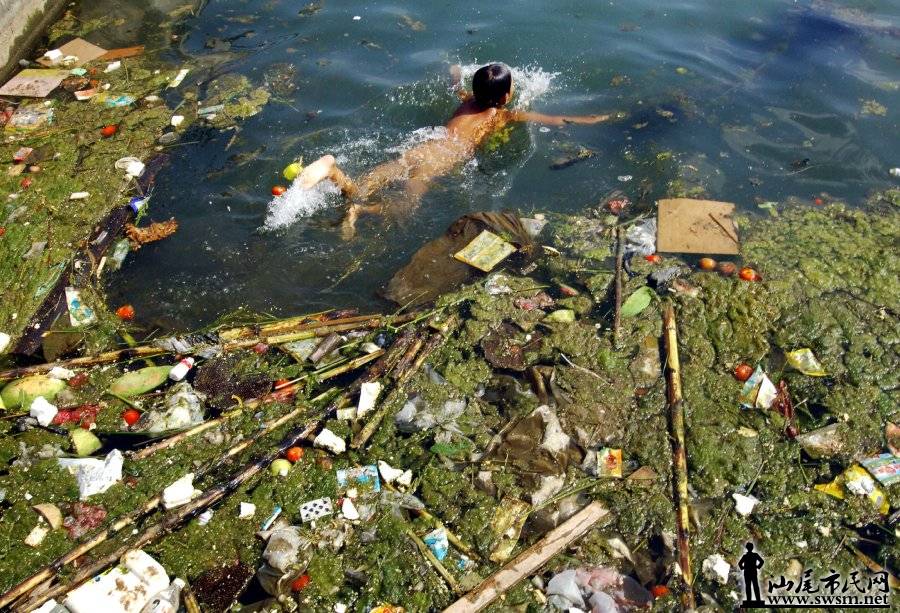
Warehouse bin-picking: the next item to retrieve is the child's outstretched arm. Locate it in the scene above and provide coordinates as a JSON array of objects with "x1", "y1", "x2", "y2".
[{"x1": 511, "y1": 110, "x2": 617, "y2": 125}]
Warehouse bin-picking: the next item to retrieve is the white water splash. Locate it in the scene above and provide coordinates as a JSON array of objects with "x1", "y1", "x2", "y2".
[
  {"x1": 263, "y1": 179, "x2": 340, "y2": 230},
  {"x1": 456, "y1": 63, "x2": 557, "y2": 109}
]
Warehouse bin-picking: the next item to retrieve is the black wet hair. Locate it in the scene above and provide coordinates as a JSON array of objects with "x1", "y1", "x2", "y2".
[{"x1": 472, "y1": 63, "x2": 512, "y2": 108}]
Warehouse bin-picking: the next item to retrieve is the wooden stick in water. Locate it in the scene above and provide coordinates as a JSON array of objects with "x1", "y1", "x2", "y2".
[
  {"x1": 444, "y1": 501, "x2": 609, "y2": 612},
  {"x1": 663, "y1": 303, "x2": 696, "y2": 610}
]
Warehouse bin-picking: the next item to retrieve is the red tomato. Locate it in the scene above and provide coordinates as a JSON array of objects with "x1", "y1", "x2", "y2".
[
  {"x1": 650, "y1": 585, "x2": 670, "y2": 599},
  {"x1": 814, "y1": 197, "x2": 823, "y2": 206},
  {"x1": 698, "y1": 257, "x2": 717, "y2": 271},
  {"x1": 115, "y1": 304, "x2": 135, "y2": 321},
  {"x1": 291, "y1": 574, "x2": 311, "y2": 592},
  {"x1": 100, "y1": 124, "x2": 118, "y2": 138},
  {"x1": 285, "y1": 447, "x2": 304, "y2": 463},
  {"x1": 738, "y1": 267, "x2": 758, "y2": 282},
  {"x1": 0, "y1": 227, "x2": 5, "y2": 237},
  {"x1": 644, "y1": 254, "x2": 661, "y2": 264},
  {"x1": 20, "y1": 177, "x2": 32, "y2": 189},
  {"x1": 271, "y1": 185, "x2": 287, "y2": 196},
  {"x1": 734, "y1": 363, "x2": 754, "y2": 382},
  {"x1": 122, "y1": 409, "x2": 141, "y2": 426},
  {"x1": 253, "y1": 342, "x2": 269, "y2": 354}
]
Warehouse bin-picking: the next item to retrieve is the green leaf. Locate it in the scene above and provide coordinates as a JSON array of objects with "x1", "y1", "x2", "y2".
[{"x1": 620, "y1": 286, "x2": 655, "y2": 317}]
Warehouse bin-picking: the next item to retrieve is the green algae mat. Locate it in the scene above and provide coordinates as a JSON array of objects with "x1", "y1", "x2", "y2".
[{"x1": 0, "y1": 201, "x2": 896, "y2": 611}]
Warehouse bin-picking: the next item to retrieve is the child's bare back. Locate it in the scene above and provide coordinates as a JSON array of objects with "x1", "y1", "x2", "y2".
[{"x1": 298, "y1": 63, "x2": 613, "y2": 238}]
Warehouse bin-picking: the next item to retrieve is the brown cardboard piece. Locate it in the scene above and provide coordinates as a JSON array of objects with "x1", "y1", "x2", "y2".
[
  {"x1": 656, "y1": 198, "x2": 740, "y2": 254},
  {"x1": 99, "y1": 46, "x2": 145, "y2": 61},
  {"x1": 0, "y1": 69, "x2": 70, "y2": 97},
  {"x1": 37, "y1": 38, "x2": 107, "y2": 67}
]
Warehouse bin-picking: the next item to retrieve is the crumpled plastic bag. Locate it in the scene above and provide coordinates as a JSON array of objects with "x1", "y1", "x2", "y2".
[
  {"x1": 624, "y1": 218, "x2": 656, "y2": 258},
  {"x1": 394, "y1": 394, "x2": 466, "y2": 433},
  {"x1": 546, "y1": 567, "x2": 652, "y2": 612},
  {"x1": 58, "y1": 449, "x2": 123, "y2": 499},
  {"x1": 257, "y1": 525, "x2": 313, "y2": 596},
  {"x1": 142, "y1": 382, "x2": 206, "y2": 432}
]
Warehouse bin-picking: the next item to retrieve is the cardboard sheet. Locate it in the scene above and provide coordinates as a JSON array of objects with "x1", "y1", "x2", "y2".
[
  {"x1": 656, "y1": 198, "x2": 740, "y2": 254},
  {"x1": 37, "y1": 38, "x2": 107, "y2": 67},
  {"x1": 0, "y1": 69, "x2": 69, "y2": 97}
]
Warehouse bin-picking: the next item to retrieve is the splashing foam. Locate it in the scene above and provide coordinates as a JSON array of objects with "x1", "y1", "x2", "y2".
[
  {"x1": 457, "y1": 63, "x2": 557, "y2": 109},
  {"x1": 263, "y1": 180, "x2": 340, "y2": 230}
]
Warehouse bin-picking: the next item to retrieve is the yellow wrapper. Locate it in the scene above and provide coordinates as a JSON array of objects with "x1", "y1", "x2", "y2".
[
  {"x1": 598, "y1": 448, "x2": 623, "y2": 478},
  {"x1": 454, "y1": 230, "x2": 516, "y2": 272}
]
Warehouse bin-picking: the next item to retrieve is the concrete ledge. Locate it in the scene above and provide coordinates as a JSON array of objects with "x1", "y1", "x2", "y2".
[{"x1": 0, "y1": 0, "x2": 67, "y2": 84}]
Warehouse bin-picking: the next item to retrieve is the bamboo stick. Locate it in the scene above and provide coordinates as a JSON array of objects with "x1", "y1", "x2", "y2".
[
  {"x1": 383, "y1": 482, "x2": 479, "y2": 561},
  {"x1": 0, "y1": 314, "x2": 383, "y2": 382},
  {"x1": 407, "y1": 525, "x2": 459, "y2": 592},
  {"x1": 613, "y1": 225, "x2": 624, "y2": 345},
  {"x1": 444, "y1": 501, "x2": 609, "y2": 612},
  {"x1": 0, "y1": 347, "x2": 167, "y2": 381},
  {"x1": 19, "y1": 415, "x2": 324, "y2": 611},
  {"x1": 1, "y1": 402, "x2": 310, "y2": 610},
  {"x1": 663, "y1": 303, "x2": 696, "y2": 610}
]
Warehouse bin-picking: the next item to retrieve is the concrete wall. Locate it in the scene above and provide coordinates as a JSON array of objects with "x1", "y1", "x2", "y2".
[{"x1": 0, "y1": 0, "x2": 65, "y2": 82}]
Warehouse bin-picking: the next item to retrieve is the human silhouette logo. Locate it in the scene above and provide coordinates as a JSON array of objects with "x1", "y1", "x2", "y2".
[{"x1": 739, "y1": 542, "x2": 765, "y2": 606}]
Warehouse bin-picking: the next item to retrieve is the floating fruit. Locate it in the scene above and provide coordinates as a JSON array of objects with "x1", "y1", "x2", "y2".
[
  {"x1": 271, "y1": 185, "x2": 287, "y2": 196},
  {"x1": 100, "y1": 124, "x2": 118, "y2": 138},
  {"x1": 291, "y1": 574, "x2": 311, "y2": 592},
  {"x1": 283, "y1": 161, "x2": 304, "y2": 181},
  {"x1": 738, "y1": 267, "x2": 759, "y2": 281},
  {"x1": 644, "y1": 254, "x2": 661, "y2": 264},
  {"x1": 71, "y1": 428, "x2": 102, "y2": 456},
  {"x1": 285, "y1": 447, "x2": 304, "y2": 463},
  {"x1": 270, "y1": 459, "x2": 292, "y2": 476},
  {"x1": 734, "y1": 363, "x2": 754, "y2": 382},
  {"x1": 814, "y1": 197, "x2": 823, "y2": 206},
  {"x1": 1, "y1": 375, "x2": 66, "y2": 409},
  {"x1": 122, "y1": 409, "x2": 141, "y2": 426},
  {"x1": 698, "y1": 257, "x2": 717, "y2": 271},
  {"x1": 716, "y1": 261, "x2": 736, "y2": 276},
  {"x1": 115, "y1": 304, "x2": 135, "y2": 321},
  {"x1": 109, "y1": 366, "x2": 172, "y2": 397}
]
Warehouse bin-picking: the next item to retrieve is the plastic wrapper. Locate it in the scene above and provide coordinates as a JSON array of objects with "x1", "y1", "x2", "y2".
[{"x1": 786, "y1": 348, "x2": 827, "y2": 376}]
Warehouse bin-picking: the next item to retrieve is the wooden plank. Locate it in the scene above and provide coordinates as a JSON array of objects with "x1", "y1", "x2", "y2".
[{"x1": 444, "y1": 501, "x2": 609, "y2": 612}]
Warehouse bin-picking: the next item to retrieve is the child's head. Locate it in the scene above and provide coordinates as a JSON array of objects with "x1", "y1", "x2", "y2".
[{"x1": 473, "y1": 63, "x2": 513, "y2": 108}]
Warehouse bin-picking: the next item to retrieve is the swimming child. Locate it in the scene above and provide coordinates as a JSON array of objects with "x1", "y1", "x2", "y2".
[{"x1": 297, "y1": 63, "x2": 614, "y2": 238}]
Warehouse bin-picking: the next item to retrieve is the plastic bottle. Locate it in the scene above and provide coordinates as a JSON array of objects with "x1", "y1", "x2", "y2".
[
  {"x1": 168, "y1": 357, "x2": 195, "y2": 381},
  {"x1": 141, "y1": 578, "x2": 185, "y2": 613}
]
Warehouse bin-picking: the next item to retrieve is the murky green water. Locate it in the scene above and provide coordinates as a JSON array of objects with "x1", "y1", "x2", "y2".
[{"x1": 100, "y1": 0, "x2": 899, "y2": 330}]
